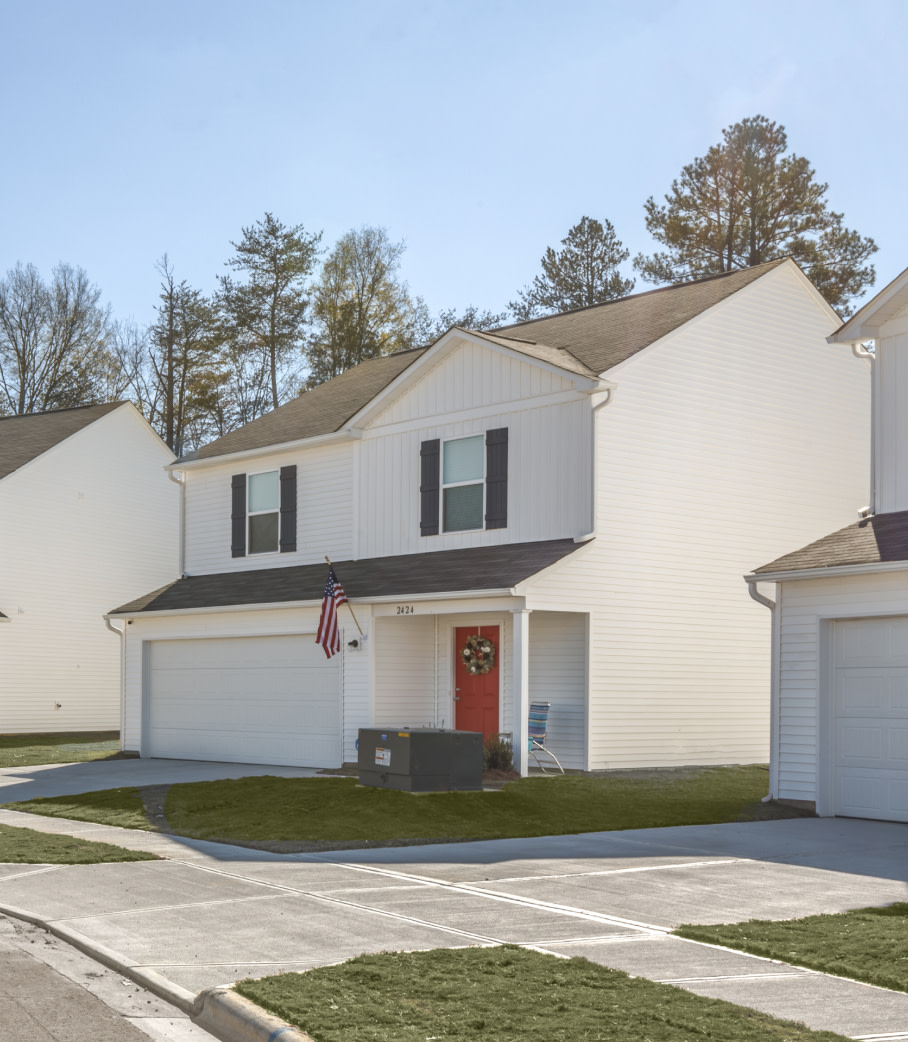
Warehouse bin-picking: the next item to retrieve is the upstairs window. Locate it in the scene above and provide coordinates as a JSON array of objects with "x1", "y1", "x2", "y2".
[
  {"x1": 248, "y1": 470, "x2": 280, "y2": 553},
  {"x1": 443, "y1": 435, "x2": 485, "y2": 532}
]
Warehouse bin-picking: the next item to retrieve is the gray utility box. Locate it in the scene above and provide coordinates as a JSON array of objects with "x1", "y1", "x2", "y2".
[{"x1": 357, "y1": 728, "x2": 483, "y2": 792}]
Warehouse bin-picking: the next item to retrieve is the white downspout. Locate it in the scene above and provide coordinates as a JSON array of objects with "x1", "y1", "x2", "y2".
[
  {"x1": 746, "y1": 578, "x2": 779, "y2": 802},
  {"x1": 168, "y1": 470, "x2": 186, "y2": 575},
  {"x1": 576, "y1": 384, "x2": 616, "y2": 542},
  {"x1": 105, "y1": 617, "x2": 126, "y2": 752},
  {"x1": 851, "y1": 342, "x2": 875, "y2": 517}
]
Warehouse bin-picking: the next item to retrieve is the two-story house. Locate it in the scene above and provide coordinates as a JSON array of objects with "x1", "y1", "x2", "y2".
[
  {"x1": 747, "y1": 262, "x2": 908, "y2": 823},
  {"x1": 1, "y1": 403, "x2": 179, "y2": 733},
  {"x1": 109, "y1": 259, "x2": 870, "y2": 775}
]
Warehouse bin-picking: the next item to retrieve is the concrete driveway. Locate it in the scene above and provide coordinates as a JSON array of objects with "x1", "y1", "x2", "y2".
[
  {"x1": 2, "y1": 810, "x2": 908, "y2": 1038},
  {"x1": 0, "y1": 758, "x2": 320, "y2": 803}
]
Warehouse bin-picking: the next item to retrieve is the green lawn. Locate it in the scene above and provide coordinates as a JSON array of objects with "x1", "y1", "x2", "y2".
[
  {"x1": 0, "y1": 732, "x2": 121, "y2": 768},
  {"x1": 0, "y1": 823, "x2": 156, "y2": 864},
  {"x1": 675, "y1": 904, "x2": 908, "y2": 994},
  {"x1": 9, "y1": 766, "x2": 773, "y2": 846},
  {"x1": 235, "y1": 945, "x2": 849, "y2": 1042}
]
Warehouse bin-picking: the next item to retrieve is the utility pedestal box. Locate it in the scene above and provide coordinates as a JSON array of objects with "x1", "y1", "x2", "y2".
[{"x1": 357, "y1": 728, "x2": 483, "y2": 792}]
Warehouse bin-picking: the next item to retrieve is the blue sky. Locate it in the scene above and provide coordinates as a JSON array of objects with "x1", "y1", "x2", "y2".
[{"x1": 2, "y1": 0, "x2": 905, "y2": 325}]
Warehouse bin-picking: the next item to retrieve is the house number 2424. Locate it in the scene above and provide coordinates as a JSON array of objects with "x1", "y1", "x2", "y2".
[{"x1": 396, "y1": 605, "x2": 415, "y2": 615}]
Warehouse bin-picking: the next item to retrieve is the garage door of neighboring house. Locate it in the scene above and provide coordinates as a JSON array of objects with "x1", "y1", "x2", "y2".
[
  {"x1": 834, "y1": 617, "x2": 908, "y2": 822},
  {"x1": 146, "y1": 635, "x2": 342, "y2": 768}
]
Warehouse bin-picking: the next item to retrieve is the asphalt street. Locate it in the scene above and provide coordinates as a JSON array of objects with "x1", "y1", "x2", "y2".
[{"x1": 0, "y1": 913, "x2": 218, "y2": 1042}]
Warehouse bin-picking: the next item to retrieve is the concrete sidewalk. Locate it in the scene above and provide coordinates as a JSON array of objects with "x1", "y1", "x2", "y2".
[{"x1": 2, "y1": 810, "x2": 908, "y2": 1039}]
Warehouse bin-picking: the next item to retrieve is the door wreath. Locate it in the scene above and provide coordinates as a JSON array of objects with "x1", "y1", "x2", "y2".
[{"x1": 461, "y1": 634, "x2": 496, "y2": 675}]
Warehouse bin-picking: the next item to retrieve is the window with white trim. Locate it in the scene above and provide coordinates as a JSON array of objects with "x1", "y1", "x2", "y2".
[
  {"x1": 442, "y1": 435, "x2": 485, "y2": 532},
  {"x1": 247, "y1": 470, "x2": 280, "y2": 553}
]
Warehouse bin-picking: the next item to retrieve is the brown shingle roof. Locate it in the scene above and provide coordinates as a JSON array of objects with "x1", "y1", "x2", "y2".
[
  {"x1": 182, "y1": 260, "x2": 788, "y2": 463},
  {"x1": 0, "y1": 402, "x2": 124, "y2": 481},
  {"x1": 185, "y1": 348, "x2": 427, "y2": 462},
  {"x1": 752, "y1": 511, "x2": 908, "y2": 575},
  {"x1": 497, "y1": 260, "x2": 788, "y2": 375},
  {"x1": 110, "y1": 538, "x2": 588, "y2": 614}
]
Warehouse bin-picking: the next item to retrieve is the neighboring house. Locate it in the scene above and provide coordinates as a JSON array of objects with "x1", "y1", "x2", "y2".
[
  {"x1": 747, "y1": 263, "x2": 908, "y2": 823},
  {"x1": 0, "y1": 403, "x2": 179, "y2": 734},
  {"x1": 109, "y1": 259, "x2": 870, "y2": 775}
]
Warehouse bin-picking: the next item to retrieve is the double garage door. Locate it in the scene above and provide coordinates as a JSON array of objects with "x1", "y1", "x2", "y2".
[
  {"x1": 147, "y1": 635, "x2": 342, "y2": 768},
  {"x1": 834, "y1": 617, "x2": 908, "y2": 822}
]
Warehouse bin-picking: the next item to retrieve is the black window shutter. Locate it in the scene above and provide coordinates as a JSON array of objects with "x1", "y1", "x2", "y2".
[
  {"x1": 231, "y1": 474, "x2": 246, "y2": 557},
  {"x1": 485, "y1": 428, "x2": 508, "y2": 529},
  {"x1": 279, "y1": 465, "x2": 297, "y2": 553},
  {"x1": 419, "y1": 439, "x2": 440, "y2": 536}
]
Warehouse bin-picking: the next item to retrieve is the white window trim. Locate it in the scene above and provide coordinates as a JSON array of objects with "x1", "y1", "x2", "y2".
[
  {"x1": 247, "y1": 469, "x2": 281, "y2": 555},
  {"x1": 442, "y1": 435, "x2": 485, "y2": 533}
]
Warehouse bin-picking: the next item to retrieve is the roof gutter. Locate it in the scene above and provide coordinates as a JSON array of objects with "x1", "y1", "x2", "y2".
[
  {"x1": 103, "y1": 587, "x2": 521, "y2": 620},
  {"x1": 167, "y1": 427, "x2": 363, "y2": 472},
  {"x1": 745, "y1": 557, "x2": 908, "y2": 584}
]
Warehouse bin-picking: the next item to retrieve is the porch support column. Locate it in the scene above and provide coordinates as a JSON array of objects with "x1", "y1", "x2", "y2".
[{"x1": 511, "y1": 608, "x2": 531, "y2": 777}]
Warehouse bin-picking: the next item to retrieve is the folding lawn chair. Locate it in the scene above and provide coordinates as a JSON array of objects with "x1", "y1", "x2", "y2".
[{"x1": 528, "y1": 701, "x2": 564, "y2": 773}]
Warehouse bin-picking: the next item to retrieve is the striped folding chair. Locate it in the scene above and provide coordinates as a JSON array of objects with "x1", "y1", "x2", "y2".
[{"x1": 528, "y1": 701, "x2": 564, "y2": 774}]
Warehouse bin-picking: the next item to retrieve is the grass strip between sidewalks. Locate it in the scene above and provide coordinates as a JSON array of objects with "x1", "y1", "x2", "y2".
[
  {"x1": 675, "y1": 903, "x2": 908, "y2": 994},
  {"x1": 0, "y1": 732, "x2": 121, "y2": 768},
  {"x1": 0, "y1": 823, "x2": 156, "y2": 864},
  {"x1": 235, "y1": 945, "x2": 850, "y2": 1042},
  {"x1": 8, "y1": 766, "x2": 774, "y2": 846}
]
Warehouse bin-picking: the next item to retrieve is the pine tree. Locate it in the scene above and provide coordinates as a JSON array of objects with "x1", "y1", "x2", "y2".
[
  {"x1": 634, "y1": 115, "x2": 877, "y2": 316},
  {"x1": 510, "y1": 217, "x2": 635, "y2": 321}
]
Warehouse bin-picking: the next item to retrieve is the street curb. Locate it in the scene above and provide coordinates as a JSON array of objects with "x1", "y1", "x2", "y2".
[
  {"x1": 194, "y1": 987, "x2": 314, "y2": 1042},
  {"x1": 0, "y1": 900, "x2": 313, "y2": 1042}
]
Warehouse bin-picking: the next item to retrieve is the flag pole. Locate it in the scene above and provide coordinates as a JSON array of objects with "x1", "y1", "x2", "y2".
[{"x1": 325, "y1": 556, "x2": 364, "y2": 635}]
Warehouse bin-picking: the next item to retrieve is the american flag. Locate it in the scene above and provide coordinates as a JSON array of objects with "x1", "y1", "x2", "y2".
[{"x1": 316, "y1": 566, "x2": 348, "y2": 658}]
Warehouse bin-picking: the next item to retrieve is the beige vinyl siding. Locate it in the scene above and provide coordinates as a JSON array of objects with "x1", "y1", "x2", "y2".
[
  {"x1": 529, "y1": 264, "x2": 870, "y2": 769},
  {"x1": 183, "y1": 441, "x2": 355, "y2": 575},
  {"x1": 0, "y1": 406, "x2": 179, "y2": 733},
  {"x1": 373, "y1": 614, "x2": 437, "y2": 727},
  {"x1": 359, "y1": 394, "x2": 593, "y2": 559},
  {"x1": 528, "y1": 611, "x2": 587, "y2": 769},
  {"x1": 776, "y1": 570, "x2": 908, "y2": 804}
]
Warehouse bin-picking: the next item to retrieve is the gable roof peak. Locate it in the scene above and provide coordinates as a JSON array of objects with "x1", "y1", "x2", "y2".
[{"x1": 0, "y1": 401, "x2": 126, "y2": 481}]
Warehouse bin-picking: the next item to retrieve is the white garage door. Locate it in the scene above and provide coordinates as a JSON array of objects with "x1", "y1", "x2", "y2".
[
  {"x1": 834, "y1": 617, "x2": 908, "y2": 822},
  {"x1": 147, "y1": 635, "x2": 341, "y2": 768}
]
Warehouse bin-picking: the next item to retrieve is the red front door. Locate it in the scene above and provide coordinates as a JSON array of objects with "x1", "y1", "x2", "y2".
[{"x1": 454, "y1": 625, "x2": 500, "y2": 741}]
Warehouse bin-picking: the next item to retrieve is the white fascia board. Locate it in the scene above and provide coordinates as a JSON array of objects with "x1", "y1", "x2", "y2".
[
  {"x1": 745, "y1": 559, "x2": 908, "y2": 583},
  {"x1": 105, "y1": 587, "x2": 520, "y2": 620},
  {"x1": 829, "y1": 263, "x2": 908, "y2": 344},
  {"x1": 166, "y1": 428, "x2": 362, "y2": 472},
  {"x1": 349, "y1": 330, "x2": 607, "y2": 430}
]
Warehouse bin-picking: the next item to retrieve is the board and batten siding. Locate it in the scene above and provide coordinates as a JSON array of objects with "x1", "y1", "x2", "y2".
[
  {"x1": 775, "y1": 570, "x2": 908, "y2": 805},
  {"x1": 0, "y1": 406, "x2": 179, "y2": 733},
  {"x1": 872, "y1": 318, "x2": 908, "y2": 513},
  {"x1": 120, "y1": 605, "x2": 372, "y2": 762},
  {"x1": 373, "y1": 615, "x2": 437, "y2": 727},
  {"x1": 359, "y1": 348, "x2": 593, "y2": 559},
  {"x1": 183, "y1": 441, "x2": 355, "y2": 574},
  {"x1": 528, "y1": 263, "x2": 870, "y2": 769}
]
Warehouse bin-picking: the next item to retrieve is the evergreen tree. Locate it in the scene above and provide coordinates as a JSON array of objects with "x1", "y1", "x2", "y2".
[
  {"x1": 218, "y1": 213, "x2": 322, "y2": 409},
  {"x1": 634, "y1": 115, "x2": 877, "y2": 316},
  {"x1": 510, "y1": 217, "x2": 635, "y2": 321}
]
